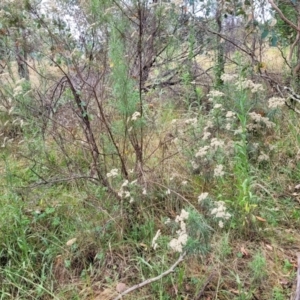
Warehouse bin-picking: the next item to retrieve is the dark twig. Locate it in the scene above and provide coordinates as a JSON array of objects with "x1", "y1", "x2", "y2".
[
  {"x1": 194, "y1": 271, "x2": 216, "y2": 300},
  {"x1": 22, "y1": 175, "x2": 99, "y2": 189}
]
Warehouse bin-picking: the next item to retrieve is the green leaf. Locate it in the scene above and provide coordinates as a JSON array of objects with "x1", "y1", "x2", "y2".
[
  {"x1": 261, "y1": 29, "x2": 269, "y2": 39},
  {"x1": 270, "y1": 34, "x2": 278, "y2": 47}
]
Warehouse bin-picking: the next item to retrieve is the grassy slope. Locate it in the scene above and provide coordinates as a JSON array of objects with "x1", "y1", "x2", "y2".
[{"x1": 0, "y1": 53, "x2": 300, "y2": 300}]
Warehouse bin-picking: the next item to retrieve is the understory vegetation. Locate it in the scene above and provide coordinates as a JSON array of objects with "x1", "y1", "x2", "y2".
[{"x1": 1, "y1": 0, "x2": 300, "y2": 299}]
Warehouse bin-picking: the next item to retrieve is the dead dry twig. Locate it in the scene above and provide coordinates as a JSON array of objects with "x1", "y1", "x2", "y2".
[
  {"x1": 113, "y1": 252, "x2": 186, "y2": 300},
  {"x1": 294, "y1": 253, "x2": 300, "y2": 300}
]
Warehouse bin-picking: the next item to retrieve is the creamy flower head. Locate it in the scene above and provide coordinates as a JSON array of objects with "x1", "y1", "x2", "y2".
[
  {"x1": 107, "y1": 168, "x2": 118, "y2": 178},
  {"x1": 218, "y1": 220, "x2": 224, "y2": 228},
  {"x1": 184, "y1": 118, "x2": 197, "y2": 126},
  {"x1": 175, "y1": 209, "x2": 189, "y2": 222},
  {"x1": 258, "y1": 151, "x2": 269, "y2": 162},
  {"x1": 235, "y1": 79, "x2": 264, "y2": 93},
  {"x1": 169, "y1": 209, "x2": 189, "y2": 252},
  {"x1": 121, "y1": 180, "x2": 129, "y2": 187},
  {"x1": 214, "y1": 164, "x2": 225, "y2": 177},
  {"x1": 213, "y1": 103, "x2": 223, "y2": 110},
  {"x1": 210, "y1": 138, "x2": 224, "y2": 149},
  {"x1": 195, "y1": 145, "x2": 210, "y2": 158},
  {"x1": 191, "y1": 160, "x2": 199, "y2": 170},
  {"x1": 221, "y1": 73, "x2": 238, "y2": 83},
  {"x1": 268, "y1": 97, "x2": 285, "y2": 108},
  {"x1": 248, "y1": 112, "x2": 275, "y2": 129},
  {"x1": 207, "y1": 90, "x2": 225, "y2": 98},
  {"x1": 13, "y1": 86, "x2": 23, "y2": 97},
  {"x1": 226, "y1": 111, "x2": 236, "y2": 118},
  {"x1": 234, "y1": 127, "x2": 243, "y2": 135},
  {"x1": 198, "y1": 192, "x2": 208, "y2": 203},
  {"x1": 202, "y1": 131, "x2": 211, "y2": 140},
  {"x1": 211, "y1": 201, "x2": 231, "y2": 221},
  {"x1": 251, "y1": 83, "x2": 264, "y2": 93},
  {"x1": 131, "y1": 111, "x2": 141, "y2": 121},
  {"x1": 169, "y1": 233, "x2": 188, "y2": 253},
  {"x1": 151, "y1": 229, "x2": 161, "y2": 250},
  {"x1": 204, "y1": 121, "x2": 213, "y2": 131}
]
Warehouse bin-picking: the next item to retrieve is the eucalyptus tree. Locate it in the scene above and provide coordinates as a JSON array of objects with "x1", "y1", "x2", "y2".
[
  {"x1": 0, "y1": 0, "x2": 43, "y2": 80},
  {"x1": 14, "y1": 0, "x2": 214, "y2": 190},
  {"x1": 1, "y1": 0, "x2": 274, "y2": 196},
  {"x1": 267, "y1": 0, "x2": 300, "y2": 88}
]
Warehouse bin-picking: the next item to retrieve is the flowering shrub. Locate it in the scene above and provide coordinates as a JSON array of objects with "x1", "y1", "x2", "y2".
[
  {"x1": 169, "y1": 209, "x2": 189, "y2": 253},
  {"x1": 198, "y1": 192, "x2": 231, "y2": 229},
  {"x1": 166, "y1": 208, "x2": 211, "y2": 255}
]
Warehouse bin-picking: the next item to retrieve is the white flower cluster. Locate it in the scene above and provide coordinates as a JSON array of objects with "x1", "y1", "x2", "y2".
[
  {"x1": 207, "y1": 90, "x2": 225, "y2": 102},
  {"x1": 225, "y1": 140, "x2": 235, "y2": 155},
  {"x1": 202, "y1": 131, "x2": 211, "y2": 140},
  {"x1": 211, "y1": 201, "x2": 231, "y2": 228},
  {"x1": 195, "y1": 145, "x2": 210, "y2": 158},
  {"x1": 195, "y1": 138, "x2": 225, "y2": 159},
  {"x1": 106, "y1": 168, "x2": 118, "y2": 178},
  {"x1": 226, "y1": 111, "x2": 236, "y2": 119},
  {"x1": 210, "y1": 138, "x2": 225, "y2": 150},
  {"x1": 184, "y1": 118, "x2": 197, "y2": 126},
  {"x1": 190, "y1": 160, "x2": 199, "y2": 170},
  {"x1": 214, "y1": 164, "x2": 225, "y2": 177},
  {"x1": 268, "y1": 97, "x2": 286, "y2": 109},
  {"x1": 169, "y1": 209, "x2": 189, "y2": 253},
  {"x1": 117, "y1": 179, "x2": 135, "y2": 203},
  {"x1": 204, "y1": 120, "x2": 213, "y2": 131},
  {"x1": 225, "y1": 123, "x2": 231, "y2": 130},
  {"x1": 234, "y1": 127, "x2": 243, "y2": 135},
  {"x1": 175, "y1": 117, "x2": 198, "y2": 132},
  {"x1": 225, "y1": 111, "x2": 236, "y2": 131},
  {"x1": 235, "y1": 79, "x2": 264, "y2": 93},
  {"x1": 131, "y1": 111, "x2": 141, "y2": 121},
  {"x1": 247, "y1": 112, "x2": 275, "y2": 130},
  {"x1": 258, "y1": 151, "x2": 269, "y2": 162},
  {"x1": 221, "y1": 73, "x2": 238, "y2": 83},
  {"x1": 198, "y1": 192, "x2": 209, "y2": 203},
  {"x1": 151, "y1": 229, "x2": 161, "y2": 250},
  {"x1": 13, "y1": 86, "x2": 23, "y2": 97},
  {"x1": 213, "y1": 103, "x2": 223, "y2": 110},
  {"x1": 202, "y1": 120, "x2": 213, "y2": 141}
]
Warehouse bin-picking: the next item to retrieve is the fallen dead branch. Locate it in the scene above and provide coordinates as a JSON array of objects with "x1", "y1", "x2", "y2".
[
  {"x1": 194, "y1": 271, "x2": 216, "y2": 300},
  {"x1": 294, "y1": 253, "x2": 300, "y2": 300},
  {"x1": 113, "y1": 252, "x2": 186, "y2": 300}
]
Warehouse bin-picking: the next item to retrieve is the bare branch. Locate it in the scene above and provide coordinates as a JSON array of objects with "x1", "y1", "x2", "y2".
[
  {"x1": 113, "y1": 252, "x2": 186, "y2": 300},
  {"x1": 268, "y1": 0, "x2": 300, "y2": 32},
  {"x1": 294, "y1": 253, "x2": 300, "y2": 300},
  {"x1": 194, "y1": 271, "x2": 216, "y2": 300}
]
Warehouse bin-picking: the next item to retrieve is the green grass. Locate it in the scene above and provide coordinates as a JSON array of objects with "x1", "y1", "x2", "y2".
[{"x1": 1, "y1": 65, "x2": 300, "y2": 300}]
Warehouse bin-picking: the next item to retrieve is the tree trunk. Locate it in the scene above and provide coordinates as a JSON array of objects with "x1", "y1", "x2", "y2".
[
  {"x1": 16, "y1": 29, "x2": 29, "y2": 80},
  {"x1": 215, "y1": 0, "x2": 225, "y2": 87}
]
